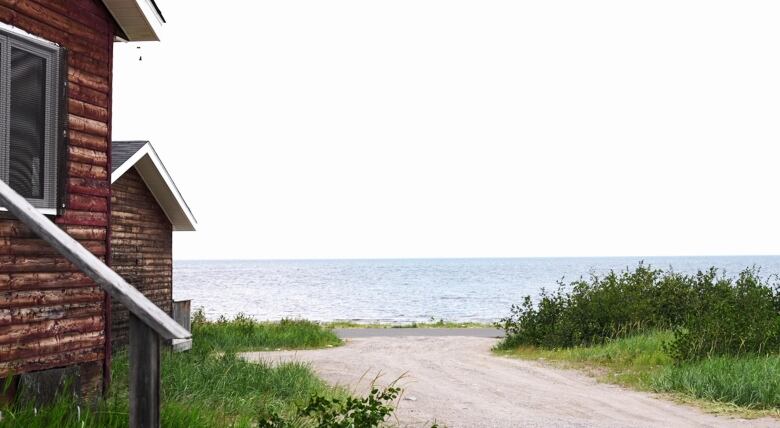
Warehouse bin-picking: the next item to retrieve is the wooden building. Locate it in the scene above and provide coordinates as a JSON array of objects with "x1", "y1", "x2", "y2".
[
  {"x1": 109, "y1": 141, "x2": 196, "y2": 349},
  {"x1": 0, "y1": 0, "x2": 175, "y2": 398}
]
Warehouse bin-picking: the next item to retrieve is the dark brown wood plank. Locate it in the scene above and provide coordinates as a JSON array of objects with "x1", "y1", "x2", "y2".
[{"x1": 129, "y1": 315, "x2": 160, "y2": 428}]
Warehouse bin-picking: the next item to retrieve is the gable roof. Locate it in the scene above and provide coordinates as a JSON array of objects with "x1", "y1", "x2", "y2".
[
  {"x1": 102, "y1": 0, "x2": 165, "y2": 41},
  {"x1": 112, "y1": 141, "x2": 196, "y2": 231}
]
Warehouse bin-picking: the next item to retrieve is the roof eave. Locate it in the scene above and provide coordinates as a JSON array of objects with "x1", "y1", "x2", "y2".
[
  {"x1": 112, "y1": 142, "x2": 197, "y2": 232},
  {"x1": 102, "y1": 0, "x2": 165, "y2": 42}
]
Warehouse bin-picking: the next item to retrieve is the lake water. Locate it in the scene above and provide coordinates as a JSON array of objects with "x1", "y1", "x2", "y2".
[{"x1": 173, "y1": 256, "x2": 780, "y2": 323}]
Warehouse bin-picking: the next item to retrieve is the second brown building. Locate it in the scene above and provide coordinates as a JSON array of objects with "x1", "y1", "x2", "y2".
[{"x1": 110, "y1": 141, "x2": 196, "y2": 349}]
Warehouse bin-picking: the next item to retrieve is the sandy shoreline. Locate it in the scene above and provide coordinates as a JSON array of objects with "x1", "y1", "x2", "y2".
[
  {"x1": 242, "y1": 335, "x2": 779, "y2": 428},
  {"x1": 333, "y1": 327, "x2": 503, "y2": 338}
]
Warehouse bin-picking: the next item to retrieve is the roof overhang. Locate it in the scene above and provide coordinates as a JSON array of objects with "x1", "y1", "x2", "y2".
[
  {"x1": 112, "y1": 142, "x2": 197, "y2": 231},
  {"x1": 102, "y1": 0, "x2": 165, "y2": 42}
]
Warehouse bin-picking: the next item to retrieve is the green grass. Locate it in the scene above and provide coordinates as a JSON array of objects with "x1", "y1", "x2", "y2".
[
  {"x1": 497, "y1": 330, "x2": 673, "y2": 388},
  {"x1": 654, "y1": 355, "x2": 780, "y2": 410},
  {"x1": 195, "y1": 315, "x2": 342, "y2": 352},
  {"x1": 498, "y1": 330, "x2": 780, "y2": 416},
  {"x1": 0, "y1": 318, "x2": 344, "y2": 427},
  {"x1": 327, "y1": 319, "x2": 493, "y2": 329}
]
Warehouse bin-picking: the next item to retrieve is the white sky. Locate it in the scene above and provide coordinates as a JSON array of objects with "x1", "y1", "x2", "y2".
[{"x1": 112, "y1": 1, "x2": 780, "y2": 260}]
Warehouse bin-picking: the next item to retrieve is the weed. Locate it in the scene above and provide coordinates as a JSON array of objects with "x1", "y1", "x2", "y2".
[{"x1": 258, "y1": 385, "x2": 400, "y2": 428}]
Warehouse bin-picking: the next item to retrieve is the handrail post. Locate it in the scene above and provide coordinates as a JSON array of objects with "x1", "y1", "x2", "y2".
[
  {"x1": 129, "y1": 314, "x2": 161, "y2": 428},
  {"x1": 0, "y1": 176, "x2": 187, "y2": 428}
]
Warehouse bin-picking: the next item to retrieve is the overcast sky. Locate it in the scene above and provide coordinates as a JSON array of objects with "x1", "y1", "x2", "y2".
[{"x1": 112, "y1": 1, "x2": 780, "y2": 260}]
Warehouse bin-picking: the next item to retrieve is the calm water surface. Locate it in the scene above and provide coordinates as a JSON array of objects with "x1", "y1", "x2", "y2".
[{"x1": 173, "y1": 256, "x2": 780, "y2": 323}]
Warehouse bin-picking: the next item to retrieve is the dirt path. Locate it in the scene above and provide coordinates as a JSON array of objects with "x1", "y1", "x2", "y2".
[{"x1": 242, "y1": 336, "x2": 779, "y2": 427}]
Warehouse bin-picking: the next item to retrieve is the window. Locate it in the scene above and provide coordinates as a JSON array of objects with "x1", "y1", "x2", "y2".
[{"x1": 0, "y1": 27, "x2": 65, "y2": 211}]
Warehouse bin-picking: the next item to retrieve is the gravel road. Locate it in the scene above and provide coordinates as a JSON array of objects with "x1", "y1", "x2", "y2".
[{"x1": 242, "y1": 335, "x2": 779, "y2": 428}]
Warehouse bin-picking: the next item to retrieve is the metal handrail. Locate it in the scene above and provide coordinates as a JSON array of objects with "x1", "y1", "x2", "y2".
[{"x1": 0, "y1": 179, "x2": 190, "y2": 340}]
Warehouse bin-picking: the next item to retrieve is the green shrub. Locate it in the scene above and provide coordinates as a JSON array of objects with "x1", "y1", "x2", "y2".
[
  {"x1": 497, "y1": 264, "x2": 693, "y2": 349},
  {"x1": 667, "y1": 269, "x2": 780, "y2": 361},
  {"x1": 498, "y1": 264, "x2": 780, "y2": 363},
  {"x1": 258, "y1": 385, "x2": 400, "y2": 428}
]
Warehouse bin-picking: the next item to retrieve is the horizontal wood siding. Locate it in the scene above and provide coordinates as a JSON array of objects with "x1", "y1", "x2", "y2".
[
  {"x1": 0, "y1": 0, "x2": 114, "y2": 394},
  {"x1": 110, "y1": 168, "x2": 172, "y2": 349}
]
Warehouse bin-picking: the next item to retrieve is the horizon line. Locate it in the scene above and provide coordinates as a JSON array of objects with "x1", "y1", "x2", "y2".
[{"x1": 171, "y1": 254, "x2": 780, "y2": 262}]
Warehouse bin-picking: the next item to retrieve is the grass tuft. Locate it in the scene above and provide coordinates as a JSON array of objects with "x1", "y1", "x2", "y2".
[
  {"x1": 654, "y1": 355, "x2": 780, "y2": 410},
  {"x1": 193, "y1": 310, "x2": 342, "y2": 352},
  {"x1": 498, "y1": 331, "x2": 673, "y2": 388}
]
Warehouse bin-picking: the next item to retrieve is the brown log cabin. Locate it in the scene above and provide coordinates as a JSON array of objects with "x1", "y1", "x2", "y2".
[{"x1": 0, "y1": 0, "x2": 195, "y2": 399}]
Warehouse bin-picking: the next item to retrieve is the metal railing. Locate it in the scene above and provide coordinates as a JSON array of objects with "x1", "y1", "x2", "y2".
[{"x1": 0, "y1": 179, "x2": 190, "y2": 428}]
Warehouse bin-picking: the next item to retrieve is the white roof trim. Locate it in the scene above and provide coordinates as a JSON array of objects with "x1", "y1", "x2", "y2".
[
  {"x1": 102, "y1": 0, "x2": 164, "y2": 42},
  {"x1": 112, "y1": 142, "x2": 197, "y2": 231}
]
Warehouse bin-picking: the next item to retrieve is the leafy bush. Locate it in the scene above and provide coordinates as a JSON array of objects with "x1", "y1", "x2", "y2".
[
  {"x1": 498, "y1": 264, "x2": 780, "y2": 362},
  {"x1": 258, "y1": 386, "x2": 400, "y2": 428},
  {"x1": 667, "y1": 269, "x2": 780, "y2": 361},
  {"x1": 497, "y1": 264, "x2": 692, "y2": 349}
]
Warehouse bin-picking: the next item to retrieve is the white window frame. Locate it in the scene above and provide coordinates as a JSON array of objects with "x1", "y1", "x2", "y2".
[{"x1": 0, "y1": 25, "x2": 64, "y2": 214}]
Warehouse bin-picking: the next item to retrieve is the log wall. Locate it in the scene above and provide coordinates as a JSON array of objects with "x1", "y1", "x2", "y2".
[
  {"x1": 0, "y1": 0, "x2": 115, "y2": 396},
  {"x1": 110, "y1": 168, "x2": 172, "y2": 349}
]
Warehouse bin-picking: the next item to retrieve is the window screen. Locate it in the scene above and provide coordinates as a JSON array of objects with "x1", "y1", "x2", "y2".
[
  {"x1": 0, "y1": 29, "x2": 64, "y2": 210},
  {"x1": 10, "y1": 47, "x2": 47, "y2": 199}
]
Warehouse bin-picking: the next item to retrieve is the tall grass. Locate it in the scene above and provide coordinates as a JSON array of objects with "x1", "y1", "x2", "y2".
[
  {"x1": 0, "y1": 317, "x2": 342, "y2": 427},
  {"x1": 193, "y1": 310, "x2": 342, "y2": 352},
  {"x1": 1, "y1": 354, "x2": 328, "y2": 427},
  {"x1": 500, "y1": 331, "x2": 673, "y2": 388},
  {"x1": 501, "y1": 330, "x2": 780, "y2": 412},
  {"x1": 655, "y1": 355, "x2": 780, "y2": 409}
]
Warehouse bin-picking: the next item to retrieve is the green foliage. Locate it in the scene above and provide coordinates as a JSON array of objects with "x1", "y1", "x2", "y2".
[
  {"x1": 192, "y1": 309, "x2": 342, "y2": 353},
  {"x1": 497, "y1": 264, "x2": 780, "y2": 363},
  {"x1": 666, "y1": 269, "x2": 780, "y2": 361},
  {"x1": 0, "y1": 319, "x2": 341, "y2": 427},
  {"x1": 258, "y1": 386, "x2": 400, "y2": 428},
  {"x1": 497, "y1": 264, "x2": 692, "y2": 349}
]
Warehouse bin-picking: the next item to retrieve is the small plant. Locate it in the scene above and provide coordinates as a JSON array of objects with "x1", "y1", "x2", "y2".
[
  {"x1": 191, "y1": 306, "x2": 207, "y2": 326},
  {"x1": 258, "y1": 386, "x2": 400, "y2": 428}
]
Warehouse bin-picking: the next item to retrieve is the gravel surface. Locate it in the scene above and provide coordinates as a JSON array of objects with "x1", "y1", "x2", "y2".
[{"x1": 242, "y1": 336, "x2": 780, "y2": 428}]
